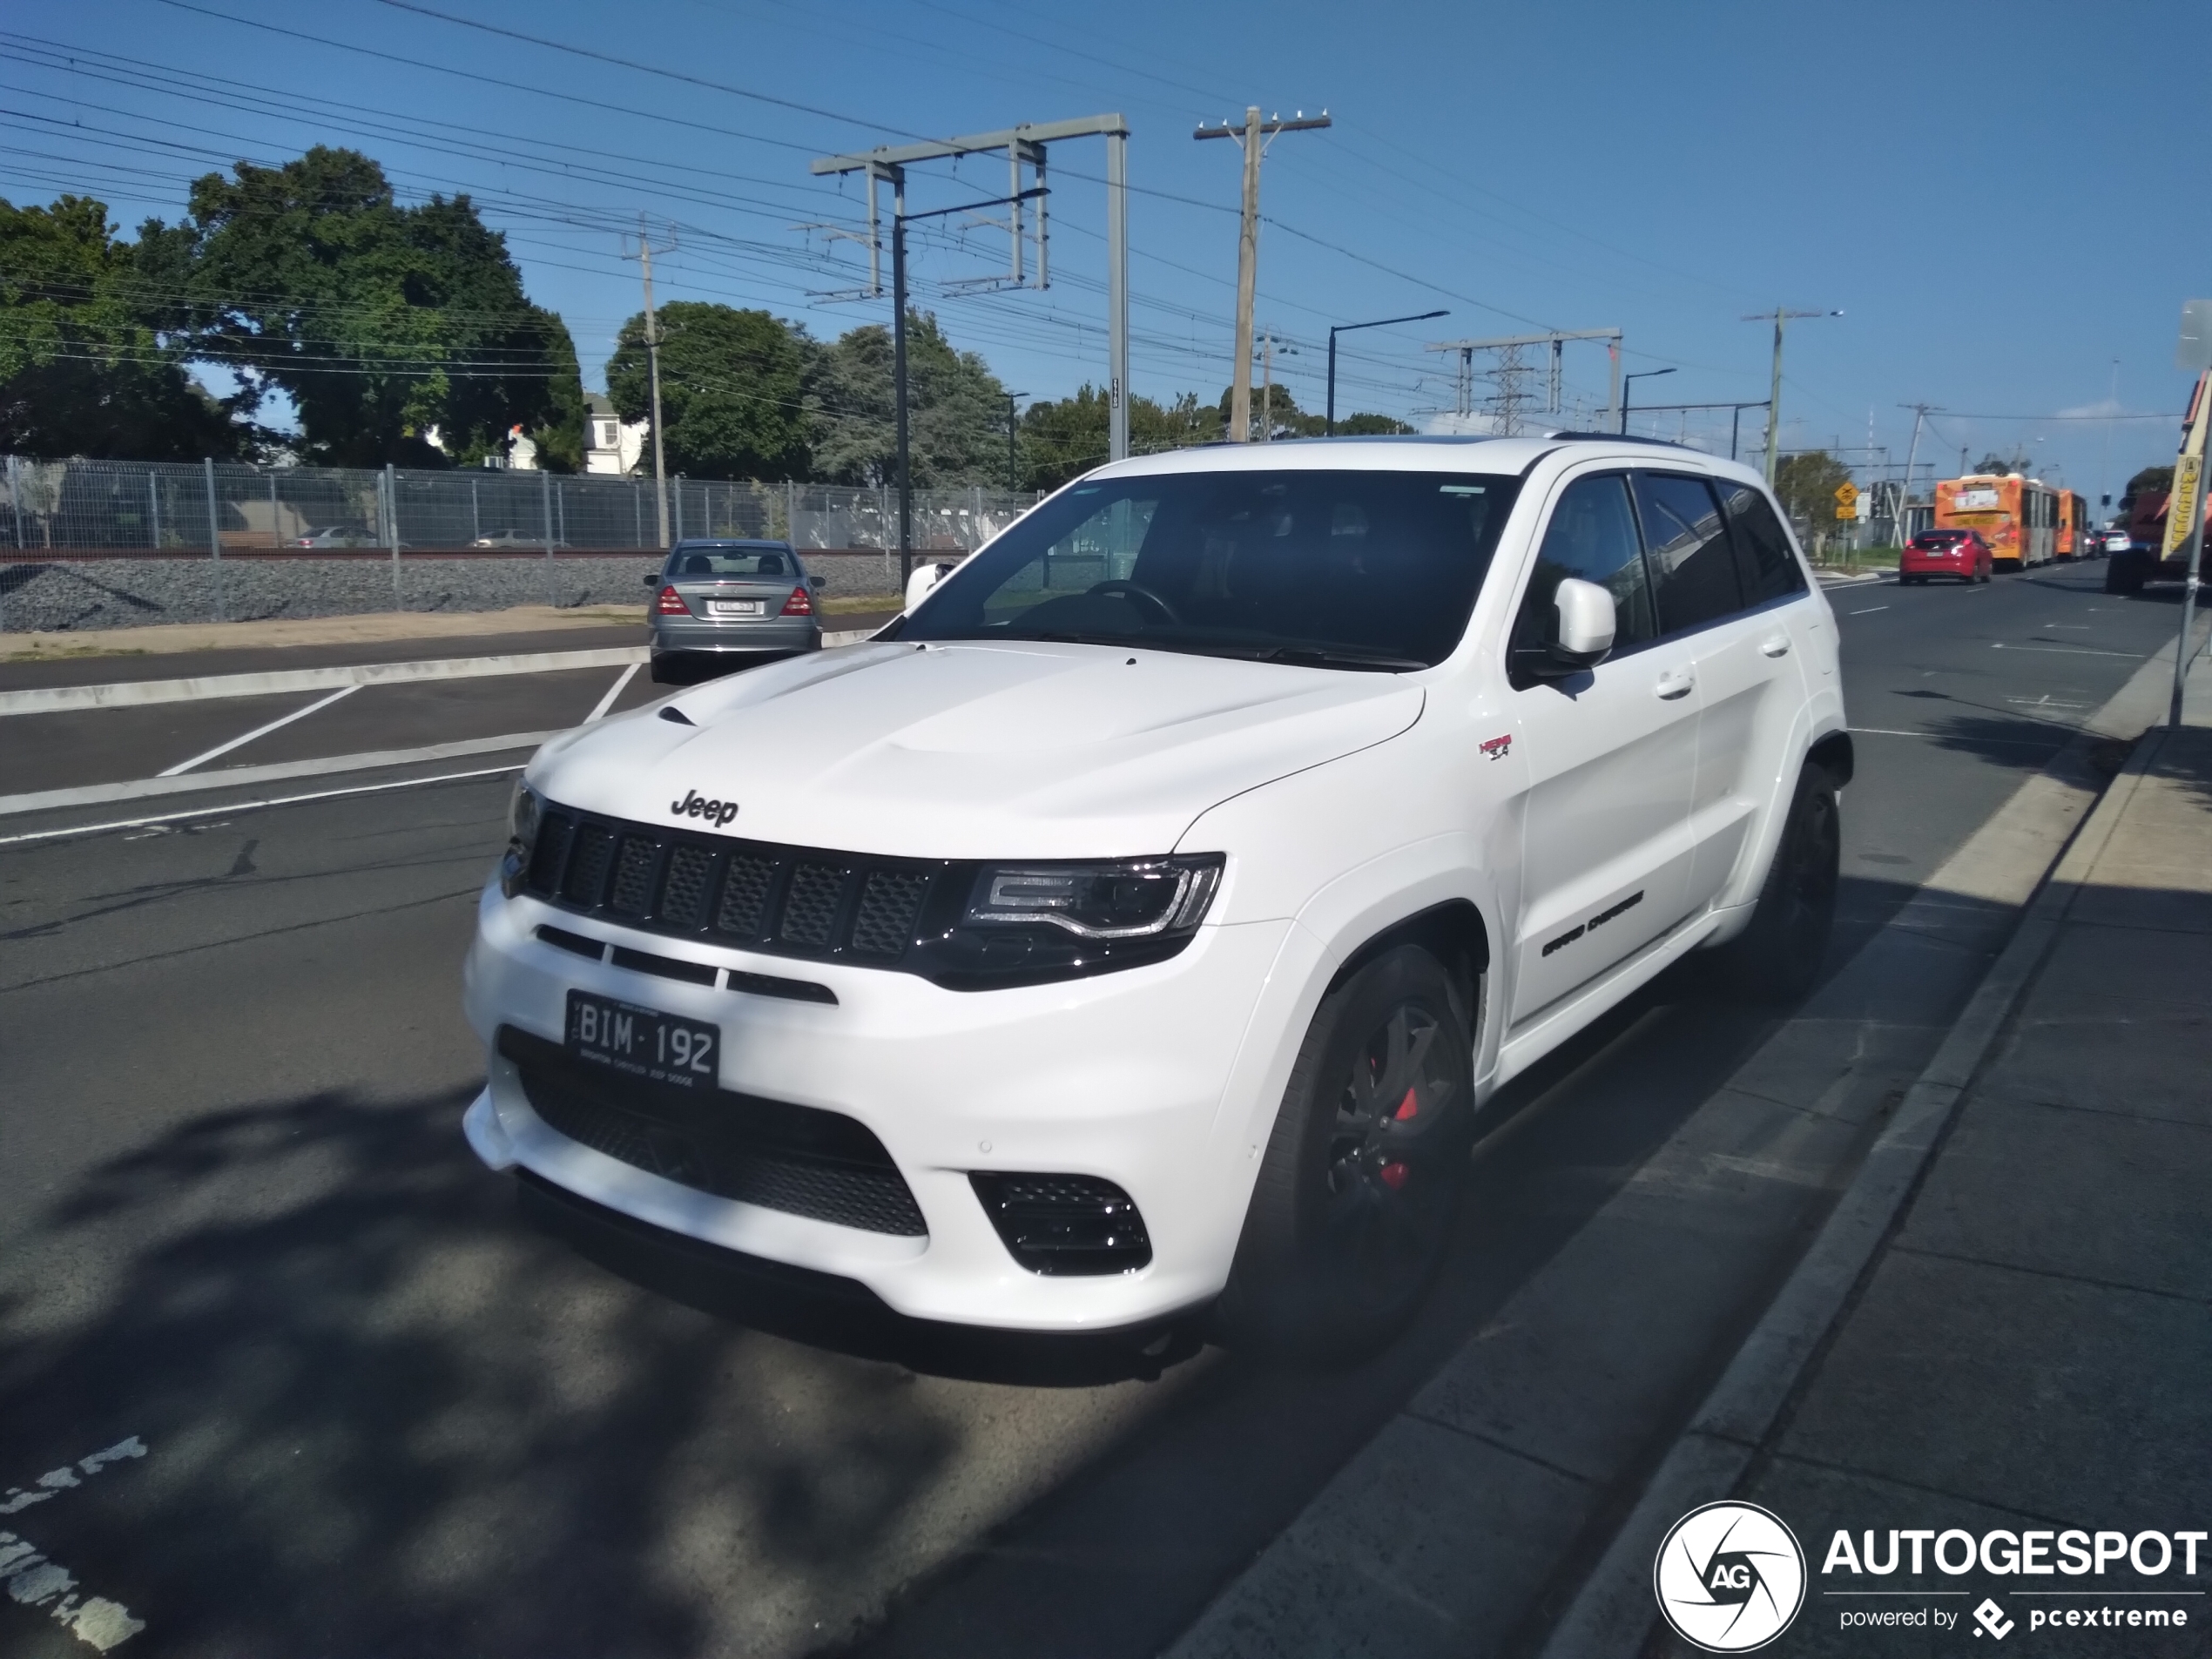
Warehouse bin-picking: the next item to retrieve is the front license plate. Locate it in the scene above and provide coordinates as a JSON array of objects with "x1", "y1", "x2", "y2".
[
  {"x1": 708, "y1": 599, "x2": 765, "y2": 617},
  {"x1": 564, "y1": 991, "x2": 718, "y2": 1090}
]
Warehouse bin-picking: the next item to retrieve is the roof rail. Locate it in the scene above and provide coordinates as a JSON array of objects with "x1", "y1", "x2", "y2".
[{"x1": 1542, "y1": 430, "x2": 1702, "y2": 450}]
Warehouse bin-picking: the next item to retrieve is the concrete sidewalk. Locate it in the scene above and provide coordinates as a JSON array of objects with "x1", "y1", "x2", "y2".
[{"x1": 1703, "y1": 719, "x2": 2212, "y2": 1656}]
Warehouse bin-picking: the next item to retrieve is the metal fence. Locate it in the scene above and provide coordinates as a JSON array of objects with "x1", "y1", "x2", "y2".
[{"x1": 0, "y1": 455, "x2": 1039, "y2": 559}]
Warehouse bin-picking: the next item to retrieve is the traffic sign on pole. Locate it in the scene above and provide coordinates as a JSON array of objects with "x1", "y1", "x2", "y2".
[{"x1": 1833, "y1": 482, "x2": 1859, "y2": 520}]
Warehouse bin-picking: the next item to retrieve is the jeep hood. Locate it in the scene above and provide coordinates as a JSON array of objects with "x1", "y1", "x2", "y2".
[{"x1": 531, "y1": 639, "x2": 1425, "y2": 858}]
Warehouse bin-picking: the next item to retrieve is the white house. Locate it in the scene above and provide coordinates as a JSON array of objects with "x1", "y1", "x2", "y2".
[{"x1": 583, "y1": 392, "x2": 649, "y2": 475}]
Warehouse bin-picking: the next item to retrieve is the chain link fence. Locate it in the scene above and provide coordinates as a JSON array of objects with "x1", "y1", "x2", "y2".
[{"x1": 0, "y1": 455, "x2": 1039, "y2": 634}]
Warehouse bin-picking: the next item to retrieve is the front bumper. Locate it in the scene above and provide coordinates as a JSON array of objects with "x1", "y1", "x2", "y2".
[{"x1": 462, "y1": 882, "x2": 1296, "y2": 1330}]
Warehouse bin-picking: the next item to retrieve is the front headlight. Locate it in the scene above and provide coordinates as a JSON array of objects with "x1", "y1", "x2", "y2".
[
  {"x1": 964, "y1": 857, "x2": 1222, "y2": 940},
  {"x1": 498, "y1": 781, "x2": 542, "y2": 897},
  {"x1": 909, "y1": 853, "x2": 1225, "y2": 989}
]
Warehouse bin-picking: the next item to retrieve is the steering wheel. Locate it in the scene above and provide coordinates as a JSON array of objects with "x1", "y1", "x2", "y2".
[{"x1": 1086, "y1": 579, "x2": 1183, "y2": 626}]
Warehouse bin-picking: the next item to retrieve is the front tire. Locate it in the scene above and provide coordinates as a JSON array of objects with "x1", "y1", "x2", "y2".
[
  {"x1": 1716, "y1": 763, "x2": 1839, "y2": 1005},
  {"x1": 1219, "y1": 946, "x2": 1477, "y2": 1361}
]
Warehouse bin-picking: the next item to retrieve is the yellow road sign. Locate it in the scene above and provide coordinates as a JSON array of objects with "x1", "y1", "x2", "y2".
[
  {"x1": 1834, "y1": 505, "x2": 1857, "y2": 520},
  {"x1": 1833, "y1": 482, "x2": 1859, "y2": 507}
]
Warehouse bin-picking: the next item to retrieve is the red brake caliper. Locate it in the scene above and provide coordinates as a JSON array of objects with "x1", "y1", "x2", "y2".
[{"x1": 1378, "y1": 1086, "x2": 1418, "y2": 1189}]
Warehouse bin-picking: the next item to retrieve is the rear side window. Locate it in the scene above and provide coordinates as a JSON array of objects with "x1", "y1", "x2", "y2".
[
  {"x1": 1716, "y1": 480, "x2": 1808, "y2": 604},
  {"x1": 1635, "y1": 473, "x2": 1743, "y2": 633},
  {"x1": 1513, "y1": 474, "x2": 1656, "y2": 670}
]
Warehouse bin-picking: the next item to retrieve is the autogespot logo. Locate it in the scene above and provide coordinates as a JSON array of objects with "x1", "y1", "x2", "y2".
[{"x1": 1655, "y1": 1501, "x2": 1808, "y2": 1652}]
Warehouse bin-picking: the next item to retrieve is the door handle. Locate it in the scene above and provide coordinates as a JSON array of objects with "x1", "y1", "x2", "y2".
[
  {"x1": 1655, "y1": 669, "x2": 1695, "y2": 700},
  {"x1": 1759, "y1": 634, "x2": 1791, "y2": 658}
]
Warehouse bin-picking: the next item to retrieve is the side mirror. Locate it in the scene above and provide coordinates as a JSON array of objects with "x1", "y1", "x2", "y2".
[
  {"x1": 904, "y1": 560, "x2": 956, "y2": 613},
  {"x1": 809, "y1": 574, "x2": 827, "y2": 590},
  {"x1": 1552, "y1": 577, "x2": 1616, "y2": 664}
]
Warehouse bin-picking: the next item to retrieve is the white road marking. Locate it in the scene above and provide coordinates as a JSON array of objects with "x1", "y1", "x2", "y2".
[
  {"x1": 157, "y1": 685, "x2": 360, "y2": 776},
  {"x1": 2006, "y1": 694, "x2": 2087, "y2": 710},
  {"x1": 0, "y1": 1438, "x2": 148, "y2": 1650},
  {"x1": 1992, "y1": 641, "x2": 2141, "y2": 658},
  {"x1": 0, "y1": 730, "x2": 561, "y2": 819},
  {"x1": 1850, "y1": 605, "x2": 1890, "y2": 615},
  {"x1": 583, "y1": 661, "x2": 640, "y2": 723},
  {"x1": 0, "y1": 764, "x2": 526, "y2": 848},
  {"x1": 0, "y1": 646, "x2": 646, "y2": 718}
]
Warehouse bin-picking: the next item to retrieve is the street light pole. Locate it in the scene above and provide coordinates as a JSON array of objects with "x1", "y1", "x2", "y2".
[
  {"x1": 1326, "y1": 309, "x2": 1446, "y2": 435},
  {"x1": 1619, "y1": 367, "x2": 1675, "y2": 434},
  {"x1": 1005, "y1": 391, "x2": 1027, "y2": 492}
]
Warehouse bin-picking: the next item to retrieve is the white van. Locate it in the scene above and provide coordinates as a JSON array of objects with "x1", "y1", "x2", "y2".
[{"x1": 462, "y1": 435, "x2": 1848, "y2": 1355}]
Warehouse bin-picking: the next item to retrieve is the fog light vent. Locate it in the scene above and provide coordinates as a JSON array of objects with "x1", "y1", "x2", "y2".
[{"x1": 969, "y1": 1172, "x2": 1152, "y2": 1276}]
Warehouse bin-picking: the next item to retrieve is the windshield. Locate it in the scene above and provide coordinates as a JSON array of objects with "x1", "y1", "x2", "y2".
[
  {"x1": 667, "y1": 545, "x2": 796, "y2": 578},
  {"x1": 895, "y1": 469, "x2": 1521, "y2": 669},
  {"x1": 1913, "y1": 532, "x2": 1966, "y2": 546}
]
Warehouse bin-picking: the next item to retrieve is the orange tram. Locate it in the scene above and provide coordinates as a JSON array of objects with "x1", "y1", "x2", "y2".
[{"x1": 1933, "y1": 475, "x2": 2088, "y2": 570}]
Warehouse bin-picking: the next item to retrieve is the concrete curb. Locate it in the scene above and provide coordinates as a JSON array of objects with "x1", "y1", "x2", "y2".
[
  {"x1": 0, "y1": 647, "x2": 649, "y2": 717},
  {"x1": 0, "y1": 731, "x2": 564, "y2": 819},
  {"x1": 1531, "y1": 724, "x2": 2169, "y2": 1658}
]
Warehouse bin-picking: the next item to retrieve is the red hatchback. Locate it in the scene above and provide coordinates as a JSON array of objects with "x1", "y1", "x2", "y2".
[{"x1": 1901, "y1": 529, "x2": 1993, "y2": 584}]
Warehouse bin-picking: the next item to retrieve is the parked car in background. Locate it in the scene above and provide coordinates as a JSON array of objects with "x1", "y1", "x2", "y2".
[
  {"x1": 472, "y1": 529, "x2": 563, "y2": 550},
  {"x1": 288, "y1": 526, "x2": 382, "y2": 549},
  {"x1": 644, "y1": 539, "x2": 824, "y2": 683},
  {"x1": 1899, "y1": 528, "x2": 1992, "y2": 585}
]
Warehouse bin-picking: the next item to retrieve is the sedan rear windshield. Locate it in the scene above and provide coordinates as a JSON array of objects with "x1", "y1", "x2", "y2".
[
  {"x1": 1912, "y1": 532, "x2": 1967, "y2": 547},
  {"x1": 895, "y1": 469, "x2": 1522, "y2": 670},
  {"x1": 668, "y1": 547, "x2": 796, "y2": 577}
]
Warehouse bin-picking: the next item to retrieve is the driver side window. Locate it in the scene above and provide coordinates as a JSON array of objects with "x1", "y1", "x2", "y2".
[{"x1": 1510, "y1": 474, "x2": 1655, "y2": 685}]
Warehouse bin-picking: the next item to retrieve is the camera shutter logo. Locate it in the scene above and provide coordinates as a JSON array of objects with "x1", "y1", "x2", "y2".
[{"x1": 1653, "y1": 1501, "x2": 1806, "y2": 1652}]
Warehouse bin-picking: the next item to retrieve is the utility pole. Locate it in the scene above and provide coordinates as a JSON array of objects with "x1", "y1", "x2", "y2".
[
  {"x1": 1006, "y1": 391, "x2": 1026, "y2": 492},
  {"x1": 1197, "y1": 107, "x2": 1332, "y2": 441},
  {"x1": 1744, "y1": 307, "x2": 1841, "y2": 483},
  {"x1": 624, "y1": 220, "x2": 678, "y2": 548},
  {"x1": 1897, "y1": 403, "x2": 1939, "y2": 542}
]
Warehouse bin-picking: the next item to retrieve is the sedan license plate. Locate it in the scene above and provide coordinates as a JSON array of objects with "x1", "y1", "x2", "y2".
[
  {"x1": 564, "y1": 991, "x2": 718, "y2": 1090},
  {"x1": 708, "y1": 599, "x2": 765, "y2": 617}
]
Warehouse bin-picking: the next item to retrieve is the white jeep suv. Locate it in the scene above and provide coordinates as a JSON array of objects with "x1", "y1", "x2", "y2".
[{"x1": 462, "y1": 435, "x2": 1847, "y2": 1354}]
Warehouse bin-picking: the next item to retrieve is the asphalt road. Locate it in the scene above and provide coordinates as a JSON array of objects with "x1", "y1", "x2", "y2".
[{"x1": 0, "y1": 559, "x2": 2185, "y2": 1659}]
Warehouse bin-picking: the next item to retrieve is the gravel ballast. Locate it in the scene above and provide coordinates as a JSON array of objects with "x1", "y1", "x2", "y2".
[{"x1": 0, "y1": 550, "x2": 910, "y2": 634}]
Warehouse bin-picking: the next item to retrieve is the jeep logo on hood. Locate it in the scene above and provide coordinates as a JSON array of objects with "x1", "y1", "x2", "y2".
[{"x1": 670, "y1": 788, "x2": 738, "y2": 828}]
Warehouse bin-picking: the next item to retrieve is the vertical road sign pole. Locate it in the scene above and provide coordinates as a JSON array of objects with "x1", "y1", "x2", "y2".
[
  {"x1": 2166, "y1": 371, "x2": 2210, "y2": 727},
  {"x1": 542, "y1": 464, "x2": 556, "y2": 610},
  {"x1": 1107, "y1": 127, "x2": 1130, "y2": 462},
  {"x1": 387, "y1": 462, "x2": 402, "y2": 612},
  {"x1": 204, "y1": 456, "x2": 226, "y2": 623}
]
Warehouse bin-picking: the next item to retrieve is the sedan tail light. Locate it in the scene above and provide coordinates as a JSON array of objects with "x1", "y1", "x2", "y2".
[
  {"x1": 779, "y1": 584, "x2": 813, "y2": 617},
  {"x1": 653, "y1": 585, "x2": 691, "y2": 617}
]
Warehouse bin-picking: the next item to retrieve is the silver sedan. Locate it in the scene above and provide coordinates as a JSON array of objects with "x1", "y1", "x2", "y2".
[{"x1": 645, "y1": 540, "x2": 824, "y2": 683}]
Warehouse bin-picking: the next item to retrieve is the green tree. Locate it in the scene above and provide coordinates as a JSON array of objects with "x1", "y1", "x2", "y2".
[
  {"x1": 162, "y1": 147, "x2": 581, "y2": 468},
  {"x1": 1018, "y1": 386, "x2": 1223, "y2": 491},
  {"x1": 1774, "y1": 449, "x2": 1853, "y2": 529},
  {"x1": 0, "y1": 194, "x2": 245, "y2": 459},
  {"x1": 606, "y1": 302, "x2": 812, "y2": 481},
  {"x1": 1335, "y1": 412, "x2": 1416, "y2": 436},
  {"x1": 2121, "y1": 464, "x2": 2173, "y2": 505},
  {"x1": 808, "y1": 311, "x2": 1008, "y2": 488},
  {"x1": 1975, "y1": 450, "x2": 2032, "y2": 475}
]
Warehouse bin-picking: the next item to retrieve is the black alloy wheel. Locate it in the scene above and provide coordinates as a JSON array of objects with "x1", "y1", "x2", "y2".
[{"x1": 1221, "y1": 945, "x2": 1477, "y2": 1360}]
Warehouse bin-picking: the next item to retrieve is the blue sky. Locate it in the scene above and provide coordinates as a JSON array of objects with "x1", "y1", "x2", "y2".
[{"x1": 4, "y1": 0, "x2": 2205, "y2": 503}]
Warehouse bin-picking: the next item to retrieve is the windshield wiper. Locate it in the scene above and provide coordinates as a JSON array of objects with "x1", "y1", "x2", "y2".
[{"x1": 1255, "y1": 644, "x2": 1429, "y2": 672}]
